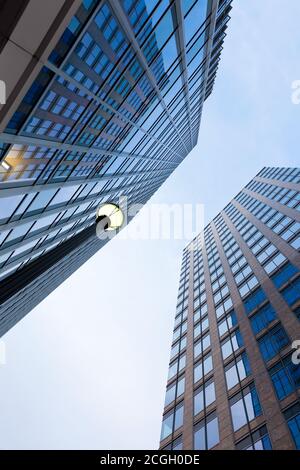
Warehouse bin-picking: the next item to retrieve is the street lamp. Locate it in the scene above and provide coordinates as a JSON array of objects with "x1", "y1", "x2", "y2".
[{"x1": 96, "y1": 203, "x2": 124, "y2": 232}]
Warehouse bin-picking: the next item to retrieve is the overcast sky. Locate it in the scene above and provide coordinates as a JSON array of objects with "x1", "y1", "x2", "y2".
[{"x1": 0, "y1": 0, "x2": 299, "y2": 450}]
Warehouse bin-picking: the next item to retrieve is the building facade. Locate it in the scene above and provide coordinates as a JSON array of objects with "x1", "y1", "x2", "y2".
[
  {"x1": 160, "y1": 167, "x2": 300, "y2": 450},
  {"x1": 0, "y1": 0, "x2": 232, "y2": 335}
]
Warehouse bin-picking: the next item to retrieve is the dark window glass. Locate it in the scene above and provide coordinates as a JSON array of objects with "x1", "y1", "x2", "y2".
[
  {"x1": 194, "y1": 413, "x2": 219, "y2": 450},
  {"x1": 165, "y1": 376, "x2": 185, "y2": 406},
  {"x1": 225, "y1": 353, "x2": 251, "y2": 390},
  {"x1": 271, "y1": 262, "x2": 298, "y2": 288},
  {"x1": 168, "y1": 354, "x2": 186, "y2": 380},
  {"x1": 294, "y1": 306, "x2": 300, "y2": 320},
  {"x1": 162, "y1": 435, "x2": 183, "y2": 450},
  {"x1": 284, "y1": 403, "x2": 300, "y2": 449},
  {"x1": 221, "y1": 329, "x2": 243, "y2": 359},
  {"x1": 258, "y1": 324, "x2": 289, "y2": 362},
  {"x1": 194, "y1": 354, "x2": 213, "y2": 383},
  {"x1": 236, "y1": 425, "x2": 272, "y2": 450},
  {"x1": 0, "y1": 195, "x2": 24, "y2": 224},
  {"x1": 161, "y1": 403, "x2": 184, "y2": 441},
  {"x1": 194, "y1": 378, "x2": 216, "y2": 415},
  {"x1": 281, "y1": 277, "x2": 300, "y2": 307},
  {"x1": 250, "y1": 303, "x2": 277, "y2": 335},
  {"x1": 218, "y1": 310, "x2": 237, "y2": 337},
  {"x1": 269, "y1": 355, "x2": 300, "y2": 400},
  {"x1": 194, "y1": 333, "x2": 211, "y2": 358},
  {"x1": 244, "y1": 287, "x2": 266, "y2": 314}
]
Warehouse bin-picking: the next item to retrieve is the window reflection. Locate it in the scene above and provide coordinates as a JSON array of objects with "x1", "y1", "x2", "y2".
[
  {"x1": 230, "y1": 384, "x2": 262, "y2": 432},
  {"x1": 194, "y1": 412, "x2": 219, "y2": 450}
]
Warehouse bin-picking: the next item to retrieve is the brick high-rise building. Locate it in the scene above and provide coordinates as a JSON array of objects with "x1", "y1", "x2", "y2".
[
  {"x1": 0, "y1": 0, "x2": 232, "y2": 336},
  {"x1": 160, "y1": 167, "x2": 300, "y2": 450}
]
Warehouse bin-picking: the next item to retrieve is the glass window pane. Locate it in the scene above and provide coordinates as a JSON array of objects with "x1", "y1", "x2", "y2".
[
  {"x1": 231, "y1": 399, "x2": 247, "y2": 431},
  {"x1": 161, "y1": 413, "x2": 173, "y2": 440},
  {"x1": 194, "y1": 424, "x2": 205, "y2": 450},
  {"x1": 0, "y1": 195, "x2": 24, "y2": 223},
  {"x1": 174, "y1": 404, "x2": 184, "y2": 430},
  {"x1": 207, "y1": 417, "x2": 219, "y2": 449}
]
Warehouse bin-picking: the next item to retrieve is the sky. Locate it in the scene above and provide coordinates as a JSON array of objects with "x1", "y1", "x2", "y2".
[{"x1": 0, "y1": 0, "x2": 299, "y2": 450}]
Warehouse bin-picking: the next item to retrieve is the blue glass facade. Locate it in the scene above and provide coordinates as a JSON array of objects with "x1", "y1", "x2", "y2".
[{"x1": 0, "y1": 0, "x2": 232, "y2": 335}]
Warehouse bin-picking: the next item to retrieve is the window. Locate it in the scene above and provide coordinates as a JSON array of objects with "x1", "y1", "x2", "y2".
[
  {"x1": 218, "y1": 310, "x2": 237, "y2": 337},
  {"x1": 221, "y1": 330, "x2": 243, "y2": 360},
  {"x1": 161, "y1": 403, "x2": 184, "y2": 441},
  {"x1": 194, "y1": 354, "x2": 213, "y2": 383},
  {"x1": 172, "y1": 436, "x2": 183, "y2": 450},
  {"x1": 165, "y1": 376, "x2": 185, "y2": 407},
  {"x1": 30, "y1": 212, "x2": 59, "y2": 235},
  {"x1": 194, "y1": 333, "x2": 211, "y2": 358},
  {"x1": 194, "y1": 412, "x2": 220, "y2": 450},
  {"x1": 210, "y1": 266, "x2": 223, "y2": 282},
  {"x1": 194, "y1": 303, "x2": 208, "y2": 322},
  {"x1": 230, "y1": 384, "x2": 262, "y2": 431},
  {"x1": 269, "y1": 355, "x2": 300, "y2": 400},
  {"x1": 284, "y1": 403, "x2": 300, "y2": 449},
  {"x1": 9, "y1": 237, "x2": 39, "y2": 262},
  {"x1": 176, "y1": 299, "x2": 188, "y2": 316},
  {"x1": 194, "y1": 379, "x2": 216, "y2": 415},
  {"x1": 244, "y1": 287, "x2": 267, "y2": 314},
  {"x1": 228, "y1": 248, "x2": 243, "y2": 265},
  {"x1": 281, "y1": 277, "x2": 300, "y2": 307},
  {"x1": 294, "y1": 306, "x2": 300, "y2": 321},
  {"x1": 170, "y1": 336, "x2": 187, "y2": 359},
  {"x1": 236, "y1": 425, "x2": 272, "y2": 450},
  {"x1": 168, "y1": 354, "x2": 186, "y2": 380},
  {"x1": 225, "y1": 353, "x2": 251, "y2": 390},
  {"x1": 258, "y1": 325, "x2": 289, "y2": 362},
  {"x1": 239, "y1": 275, "x2": 259, "y2": 298},
  {"x1": 194, "y1": 316, "x2": 209, "y2": 338},
  {"x1": 250, "y1": 303, "x2": 277, "y2": 335},
  {"x1": 271, "y1": 262, "x2": 298, "y2": 288},
  {"x1": 194, "y1": 291, "x2": 207, "y2": 309},
  {"x1": 162, "y1": 435, "x2": 183, "y2": 450}
]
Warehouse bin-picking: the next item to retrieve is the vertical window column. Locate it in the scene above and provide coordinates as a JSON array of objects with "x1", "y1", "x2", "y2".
[
  {"x1": 201, "y1": 231, "x2": 235, "y2": 449},
  {"x1": 181, "y1": 242, "x2": 197, "y2": 449}
]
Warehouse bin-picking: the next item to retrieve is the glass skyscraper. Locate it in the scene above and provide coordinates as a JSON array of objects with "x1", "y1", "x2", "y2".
[
  {"x1": 160, "y1": 167, "x2": 300, "y2": 450},
  {"x1": 0, "y1": 0, "x2": 232, "y2": 336}
]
